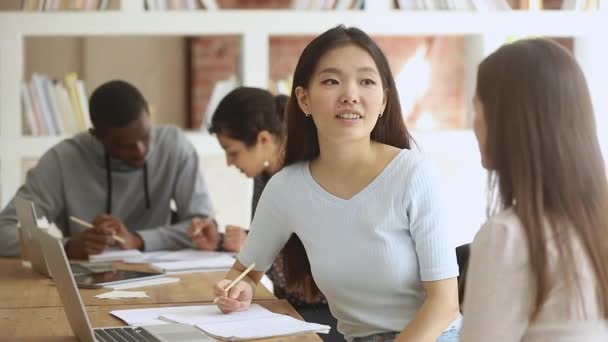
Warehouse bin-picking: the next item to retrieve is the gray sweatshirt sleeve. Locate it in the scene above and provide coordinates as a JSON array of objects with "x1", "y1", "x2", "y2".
[
  {"x1": 137, "y1": 135, "x2": 214, "y2": 251},
  {"x1": 0, "y1": 150, "x2": 65, "y2": 257}
]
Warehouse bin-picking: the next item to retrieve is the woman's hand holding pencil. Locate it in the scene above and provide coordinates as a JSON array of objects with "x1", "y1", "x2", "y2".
[{"x1": 213, "y1": 262, "x2": 259, "y2": 314}]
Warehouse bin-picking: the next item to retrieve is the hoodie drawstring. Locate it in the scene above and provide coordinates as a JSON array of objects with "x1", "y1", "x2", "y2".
[
  {"x1": 143, "y1": 163, "x2": 151, "y2": 209},
  {"x1": 104, "y1": 152, "x2": 150, "y2": 214}
]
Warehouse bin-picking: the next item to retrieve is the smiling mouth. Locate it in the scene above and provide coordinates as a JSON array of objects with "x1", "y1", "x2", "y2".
[{"x1": 336, "y1": 113, "x2": 363, "y2": 120}]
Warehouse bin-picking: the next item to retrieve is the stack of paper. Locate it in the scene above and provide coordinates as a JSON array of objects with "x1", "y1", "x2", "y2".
[
  {"x1": 122, "y1": 251, "x2": 172, "y2": 264},
  {"x1": 104, "y1": 277, "x2": 180, "y2": 290},
  {"x1": 111, "y1": 304, "x2": 330, "y2": 340},
  {"x1": 148, "y1": 252, "x2": 235, "y2": 273},
  {"x1": 95, "y1": 290, "x2": 149, "y2": 299},
  {"x1": 89, "y1": 249, "x2": 142, "y2": 263},
  {"x1": 124, "y1": 249, "x2": 234, "y2": 263},
  {"x1": 161, "y1": 306, "x2": 330, "y2": 340}
]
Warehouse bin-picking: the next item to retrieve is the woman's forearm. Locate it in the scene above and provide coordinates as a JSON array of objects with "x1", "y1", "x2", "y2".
[{"x1": 395, "y1": 296, "x2": 460, "y2": 342}]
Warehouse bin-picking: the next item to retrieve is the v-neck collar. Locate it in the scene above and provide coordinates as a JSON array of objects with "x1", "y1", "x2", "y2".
[{"x1": 302, "y1": 149, "x2": 406, "y2": 205}]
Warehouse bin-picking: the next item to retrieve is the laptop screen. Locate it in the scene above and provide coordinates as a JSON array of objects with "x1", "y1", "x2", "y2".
[{"x1": 14, "y1": 196, "x2": 51, "y2": 277}]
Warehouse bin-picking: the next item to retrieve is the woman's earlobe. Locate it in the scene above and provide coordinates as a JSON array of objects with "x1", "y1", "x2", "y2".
[
  {"x1": 294, "y1": 86, "x2": 309, "y2": 113},
  {"x1": 257, "y1": 130, "x2": 271, "y2": 144}
]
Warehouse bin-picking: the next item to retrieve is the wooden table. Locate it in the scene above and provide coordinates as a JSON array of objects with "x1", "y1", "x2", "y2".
[
  {"x1": 1, "y1": 258, "x2": 321, "y2": 341},
  {"x1": 0, "y1": 258, "x2": 274, "y2": 309},
  {"x1": 0, "y1": 300, "x2": 321, "y2": 342}
]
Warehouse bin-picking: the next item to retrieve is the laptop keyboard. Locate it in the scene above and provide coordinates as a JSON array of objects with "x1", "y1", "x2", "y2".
[{"x1": 94, "y1": 327, "x2": 162, "y2": 342}]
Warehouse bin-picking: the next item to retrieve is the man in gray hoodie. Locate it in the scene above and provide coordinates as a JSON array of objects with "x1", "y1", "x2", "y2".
[{"x1": 0, "y1": 80, "x2": 220, "y2": 258}]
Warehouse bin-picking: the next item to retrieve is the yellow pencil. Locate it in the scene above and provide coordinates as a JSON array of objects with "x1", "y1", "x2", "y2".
[
  {"x1": 213, "y1": 263, "x2": 256, "y2": 303},
  {"x1": 69, "y1": 216, "x2": 126, "y2": 244},
  {"x1": 192, "y1": 212, "x2": 220, "y2": 236}
]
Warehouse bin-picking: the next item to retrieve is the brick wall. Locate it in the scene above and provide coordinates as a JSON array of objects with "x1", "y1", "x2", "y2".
[
  {"x1": 191, "y1": 34, "x2": 465, "y2": 130},
  {"x1": 507, "y1": 0, "x2": 564, "y2": 9},
  {"x1": 190, "y1": 36, "x2": 240, "y2": 129},
  {"x1": 189, "y1": 0, "x2": 571, "y2": 130}
]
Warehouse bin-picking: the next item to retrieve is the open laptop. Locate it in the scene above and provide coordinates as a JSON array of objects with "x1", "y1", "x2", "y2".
[
  {"x1": 36, "y1": 228, "x2": 214, "y2": 342},
  {"x1": 14, "y1": 196, "x2": 52, "y2": 276},
  {"x1": 14, "y1": 196, "x2": 111, "y2": 277}
]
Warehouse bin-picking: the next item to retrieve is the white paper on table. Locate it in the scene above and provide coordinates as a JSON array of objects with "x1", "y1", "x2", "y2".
[
  {"x1": 88, "y1": 249, "x2": 142, "y2": 263},
  {"x1": 111, "y1": 305, "x2": 218, "y2": 326},
  {"x1": 195, "y1": 315, "x2": 330, "y2": 340},
  {"x1": 95, "y1": 290, "x2": 149, "y2": 299},
  {"x1": 124, "y1": 249, "x2": 235, "y2": 264},
  {"x1": 158, "y1": 304, "x2": 330, "y2": 340},
  {"x1": 104, "y1": 277, "x2": 180, "y2": 290},
  {"x1": 159, "y1": 304, "x2": 276, "y2": 325},
  {"x1": 147, "y1": 250, "x2": 235, "y2": 262},
  {"x1": 122, "y1": 251, "x2": 171, "y2": 264},
  {"x1": 149, "y1": 254, "x2": 235, "y2": 272}
]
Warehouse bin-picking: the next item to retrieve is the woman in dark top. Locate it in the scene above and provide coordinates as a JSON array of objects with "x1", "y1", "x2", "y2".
[{"x1": 199, "y1": 86, "x2": 341, "y2": 341}]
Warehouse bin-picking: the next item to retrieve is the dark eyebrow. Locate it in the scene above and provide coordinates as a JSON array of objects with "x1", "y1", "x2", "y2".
[{"x1": 318, "y1": 66, "x2": 379, "y2": 75}]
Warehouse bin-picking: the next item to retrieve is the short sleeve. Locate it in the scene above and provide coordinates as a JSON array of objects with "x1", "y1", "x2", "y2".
[
  {"x1": 405, "y1": 157, "x2": 459, "y2": 281},
  {"x1": 237, "y1": 174, "x2": 293, "y2": 272}
]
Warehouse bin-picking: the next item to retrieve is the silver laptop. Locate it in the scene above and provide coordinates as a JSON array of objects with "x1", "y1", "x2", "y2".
[
  {"x1": 36, "y1": 228, "x2": 214, "y2": 342},
  {"x1": 14, "y1": 196, "x2": 52, "y2": 277},
  {"x1": 14, "y1": 197, "x2": 110, "y2": 278}
]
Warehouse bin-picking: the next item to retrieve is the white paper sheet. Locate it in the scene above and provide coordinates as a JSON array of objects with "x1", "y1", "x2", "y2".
[
  {"x1": 149, "y1": 253, "x2": 235, "y2": 273},
  {"x1": 103, "y1": 277, "x2": 180, "y2": 290},
  {"x1": 159, "y1": 304, "x2": 330, "y2": 340},
  {"x1": 159, "y1": 304, "x2": 276, "y2": 324},
  {"x1": 95, "y1": 290, "x2": 149, "y2": 299},
  {"x1": 88, "y1": 249, "x2": 142, "y2": 263},
  {"x1": 111, "y1": 305, "x2": 218, "y2": 326},
  {"x1": 124, "y1": 250, "x2": 235, "y2": 264},
  {"x1": 195, "y1": 315, "x2": 330, "y2": 340},
  {"x1": 111, "y1": 303, "x2": 330, "y2": 339}
]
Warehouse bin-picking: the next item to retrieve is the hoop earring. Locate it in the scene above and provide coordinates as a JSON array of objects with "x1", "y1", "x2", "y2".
[
  {"x1": 379, "y1": 113, "x2": 383, "y2": 118},
  {"x1": 304, "y1": 113, "x2": 311, "y2": 117}
]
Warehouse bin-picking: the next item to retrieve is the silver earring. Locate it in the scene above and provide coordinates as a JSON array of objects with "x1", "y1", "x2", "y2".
[
  {"x1": 304, "y1": 113, "x2": 311, "y2": 117},
  {"x1": 263, "y1": 160, "x2": 270, "y2": 168},
  {"x1": 379, "y1": 113, "x2": 383, "y2": 118}
]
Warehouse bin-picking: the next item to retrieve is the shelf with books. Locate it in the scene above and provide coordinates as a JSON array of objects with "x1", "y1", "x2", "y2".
[
  {"x1": 0, "y1": 11, "x2": 603, "y2": 35},
  {"x1": 19, "y1": 0, "x2": 122, "y2": 12},
  {"x1": 21, "y1": 34, "x2": 202, "y2": 134},
  {"x1": 4, "y1": 0, "x2": 601, "y2": 12},
  {"x1": 21, "y1": 72, "x2": 91, "y2": 136}
]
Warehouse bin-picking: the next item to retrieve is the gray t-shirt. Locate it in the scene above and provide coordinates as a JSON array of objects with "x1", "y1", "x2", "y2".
[
  {"x1": 239, "y1": 149, "x2": 459, "y2": 338},
  {"x1": 0, "y1": 125, "x2": 214, "y2": 256}
]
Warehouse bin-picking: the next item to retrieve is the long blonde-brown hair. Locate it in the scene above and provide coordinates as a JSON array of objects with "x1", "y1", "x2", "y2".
[{"x1": 477, "y1": 38, "x2": 608, "y2": 320}]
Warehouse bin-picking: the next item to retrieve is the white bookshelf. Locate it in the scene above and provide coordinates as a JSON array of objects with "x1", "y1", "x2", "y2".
[{"x1": 0, "y1": 3, "x2": 606, "y2": 243}]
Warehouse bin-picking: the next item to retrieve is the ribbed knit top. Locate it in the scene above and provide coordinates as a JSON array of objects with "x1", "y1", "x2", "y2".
[{"x1": 239, "y1": 149, "x2": 459, "y2": 339}]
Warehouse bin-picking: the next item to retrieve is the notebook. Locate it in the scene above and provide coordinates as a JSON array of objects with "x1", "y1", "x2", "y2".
[
  {"x1": 35, "y1": 228, "x2": 214, "y2": 342},
  {"x1": 159, "y1": 304, "x2": 331, "y2": 341},
  {"x1": 111, "y1": 304, "x2": 331, "y2": 341}
]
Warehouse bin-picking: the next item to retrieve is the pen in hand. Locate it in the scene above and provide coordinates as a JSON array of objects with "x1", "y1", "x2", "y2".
[
  {"x1": 214, "y1": 263, "x2": 256, "y2": 303},
  {"x1": 69, "y1": 216, "x2": 126, "y2": 244}
]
